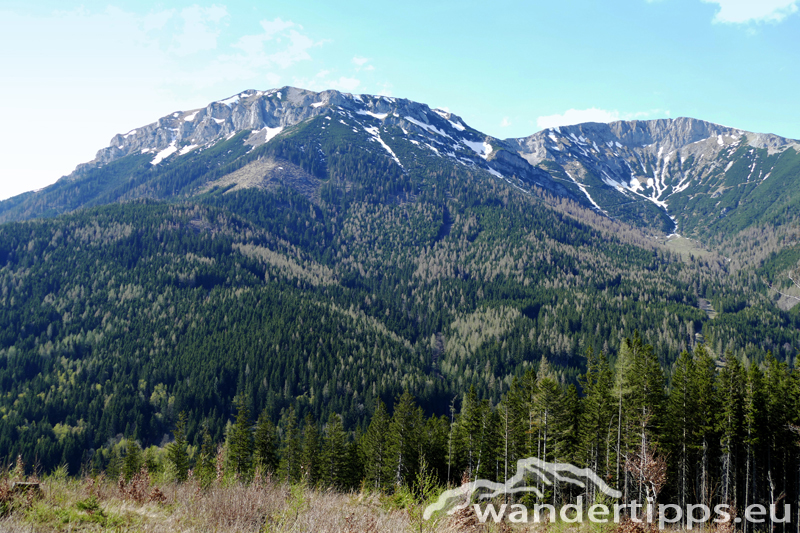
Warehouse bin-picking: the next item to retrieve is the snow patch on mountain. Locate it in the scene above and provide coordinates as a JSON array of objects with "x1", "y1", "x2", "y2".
[
  {"x1": 357, "y1": 110, "x2": 389, "y2": 120},
  {"x1": 151, "y1": 142, "x2": 177, "y2": 165},
  {"x1": 364, "y1": 126, "x2": 403, "y2": 168},
  {"x1": 178, "y1": 144, "x2": 199, "y2": 156},
  {"x1": 264, "y1": 126, "x2": 283, "y2": 143},
  {"x1": 462, "y1": 140, "x2": 492, "y2": 159}
]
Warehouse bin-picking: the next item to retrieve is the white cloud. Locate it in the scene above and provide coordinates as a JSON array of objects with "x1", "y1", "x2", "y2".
[
  {"x1": 229, "y1": 19, "x2": 316, "y2": 70},
  {"x1": 259, "y1": 17, "x2": 296, "y2": 38},
  {"x1": 0, "y1": 6, "x2": 328, "y2": 200},
  {"x1": 142, "y1": 9, "x2": 175, "y2": 31},
  {"x1": 172, "y1": 5, "x2": 228, "y2": 56},
  {"x1": 351, "y1": 56, "x2": 375, "y2": 71},
  {"x1": 537, "y1": 108, "x2": 621, "y2": 129},
  {"x1": 173, "y1": 19, "x2": 319, "y2": 90},
  {"x1": 700, "y1": 0, "x2": 798, "y2": 23},
  {"x1": 500, "y1": 117, "x2": 511, "y2": 127},
  {"x1": 267, "y1": 29, "x2": 316, "y2": 68}
]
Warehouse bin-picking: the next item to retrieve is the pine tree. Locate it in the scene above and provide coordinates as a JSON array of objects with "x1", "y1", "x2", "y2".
[
  {"x1": 743, "y1": 361, "x2": 765, "y2": 533},
  {"x1": 253, "y1": 409, "x2": 279, "y2": 476},
  {"x1": 280, "y1": 407, "x2": 302, "y2": 482},
  {"x1": 122, "y1": 437, "x2": 142, "y2": 481},
  {"x1": 665, "y1": 349, "x2": 695, "y2": 511},
  {"x1": 615, "y1": 332, "x2": 665, "y2": 502},
  {"x1": 386, "y1": 390, "x2": 423, "y2": 488},
  {"x1": 457, "y1": 386, "x2": 486, "y2": 481},
  {"x1": 106, "y1": 446, "x2": 122, "y2": 480},
  {"x1": 691, "y1": 344, "x2": 718, "y2": 508},
  {"x1": 557, "y1": 384, "x2": 581, "y2": 465},
  {"x1": 360, "y1": 399, "x2": 390, "y2": 490},
  {"x1": 196, "y1": 422, "x2": 216, "y2": 488},
  {"x1": 228, "y1": 394, "x2": 253, "y2": 479},
  {"x1": 762, "y1": 351, "x2": 792, "y2": 531},
  {"x1": 716, "y1": 352, "x2": 744, "y2": 506},
  {"x1": 477, "y1": 407, "x2": 502, "y2": 483},
  {"x1": 422, "y1": 414, "x2": 451, "y2": 485},
  {"x1": 166, "y1": 410, "x2": 189, "y2": 482},
  {"x1": 579, "y1": 348, "x2": 614, "y2": 492},
  {"x1": 301, "y1": 413, "x2": 321, "y2": 484},
  {"x1": 506, "y1": 368, "x2": 538, "y2": 465},
  {"x1": 536, "y1": 365, "x2": 564, "y2": 457},
  {"x1": 322, "y1": 412, "x2": 348, "y2": 489}
]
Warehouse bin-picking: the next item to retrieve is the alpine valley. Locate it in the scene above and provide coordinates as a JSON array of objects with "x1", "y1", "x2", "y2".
[{"x1": 1, "y1": 87, "x2": 799, "y2": 474}]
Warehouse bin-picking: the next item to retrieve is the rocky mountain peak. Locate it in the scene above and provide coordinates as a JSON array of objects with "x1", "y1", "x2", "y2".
[{"x1": 71, "y1": 87, "x2": 481, "y2": 178}]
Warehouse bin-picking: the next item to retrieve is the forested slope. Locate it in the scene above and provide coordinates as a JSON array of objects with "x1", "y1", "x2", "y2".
[{"x1": 1, "y1": 156, "x2": 797, "y2": 474}]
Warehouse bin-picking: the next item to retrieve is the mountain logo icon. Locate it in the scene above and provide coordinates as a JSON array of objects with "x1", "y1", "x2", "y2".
[{"x1": 423, "y1": 457, "x2": 621, "y2": 520}]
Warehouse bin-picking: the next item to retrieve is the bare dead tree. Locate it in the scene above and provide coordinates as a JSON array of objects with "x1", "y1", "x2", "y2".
[{"x1": 625, "y1": 442, "x2": 667, "y2": 504}]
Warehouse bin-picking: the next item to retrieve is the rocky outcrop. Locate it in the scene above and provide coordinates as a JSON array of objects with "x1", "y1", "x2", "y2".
[
  {"x1": 71, "y1": 87, "x2": 479, "y2": 177},
  {"x1": 506, "y1": 117, "x2": 800, "y2": 227}
]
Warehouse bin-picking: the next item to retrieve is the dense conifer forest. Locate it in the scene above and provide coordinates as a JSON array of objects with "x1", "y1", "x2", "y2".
[{"x1": 1, "y1": 117, "x2": 799, "y2": 528}]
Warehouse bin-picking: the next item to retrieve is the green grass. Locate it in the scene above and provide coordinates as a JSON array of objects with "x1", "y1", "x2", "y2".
[{"x1": 660, "y1": 235, "x2": 716, "y2": 261}]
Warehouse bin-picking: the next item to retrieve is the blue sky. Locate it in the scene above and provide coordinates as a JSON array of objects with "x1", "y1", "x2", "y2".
[{"x1": 1, "y1": 0, "x2": 798, "y2": 200}]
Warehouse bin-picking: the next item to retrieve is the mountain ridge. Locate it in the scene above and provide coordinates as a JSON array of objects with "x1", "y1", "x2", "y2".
[
  {"x1": 2, "y1": 87, "x2": 800, "y2": 478},
  {"x1": 5, "y1": 86, "x2": 800, "y2": 243}
]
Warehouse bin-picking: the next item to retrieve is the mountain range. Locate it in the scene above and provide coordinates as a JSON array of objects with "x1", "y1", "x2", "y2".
[
  {"x1": 1, "y1": 87, "x2": 799, "y2": 471},
  {"x1": 4, "y1": 86, "x2": 800, "y2": 243}
]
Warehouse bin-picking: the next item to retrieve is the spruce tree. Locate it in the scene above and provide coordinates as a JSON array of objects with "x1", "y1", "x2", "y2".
[
  {"x1": 106, "y1": 446, "x2": 122, "y2": 480},
  {"x1": 166, "y1": 410, "x2": 190, "y2": 482},
  {"x1": 322, "y1": 412, "x2": 348, "y2": 488},
  {"x1": 386, "y1": 390, "x2": 423, "y2": 488},
  {"x1": 743, "y1": 361, "x2": 766, "y2": 531},
  {"x1": 558, "y1": 384, "x2": 581, "y2": 465},
  {"x1": 228, "y1": 394, "x2": 253, "y2": 479},
  {"x1": 360, "y1": 399, "x2": 390, "y2": 490},
  {"x1": 122, "y1": 437, "x2": 142, "y2": 481},
  {"x1": 613, "y1": 337, "x2": 635, "y2": 490},
  {"x1": 280, "y1": 407, "x2": 302, "y2": 482},
  {"x1": 579, "y1": 348, "x2": 614, "y2": 489},
  {"x1": 716, "y1": 352, "x2": 744, "y2": 506},
  {"x1": 534, "y1": 365, "x2": 563, "y2": 464},
  {"x1": 196, "y1": 422, "x2": 216, "y2": 488},
  {"x1": 422, "y1": 414, "x2": 451, "y2": 485},
  {"x1": 254, "y1": 409, "x2": 279, "y2": 476},
  {"x1": 533, "y1": 359, "x2": 567, "y2": 503},
  {"x1": 457, "y1": 386, "x2": 486, "y2": 481},
  {"x1": 615, "y1": 332, "x2": 665, "y2": 502},
  {"x1": 301, "y1": 413, "x2": 321, "y2": 484},
  {"x1": 691, "y1": 344, "x2": 718, "y2": 508},
  {"x1": 477, "y1": 407, "x2": 502, "y2": 483},
  {"x1": 665, "y1": 349, "x2": 695, "y2": 511},
  {"x1": 762, "y1": 351, "x2": 792, "y2": 530},
  {"x1": 506, "y1": 368, "x2": 538, "y2": 464}
]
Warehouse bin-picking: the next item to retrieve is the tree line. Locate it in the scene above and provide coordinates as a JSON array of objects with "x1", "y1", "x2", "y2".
[{"x1": 106, "y1": 332, "x2": 799, "y2": 531}]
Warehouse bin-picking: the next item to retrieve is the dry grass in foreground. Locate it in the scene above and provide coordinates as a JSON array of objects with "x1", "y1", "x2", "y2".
[
  {"x1": 1, "y1": 468, "x2": 526, "y2": 532},
  {"x1": 2, "y1": 468, "x2": 738, "y2": 533}
]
